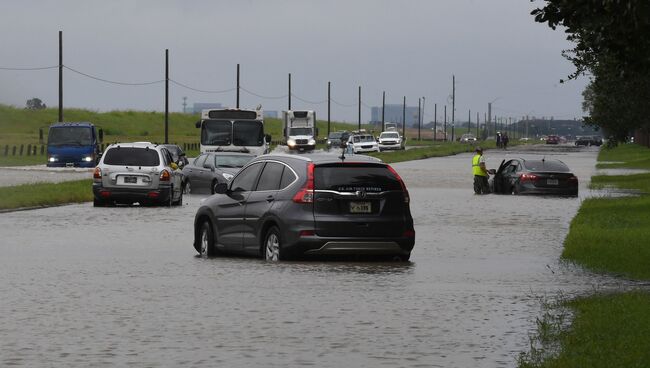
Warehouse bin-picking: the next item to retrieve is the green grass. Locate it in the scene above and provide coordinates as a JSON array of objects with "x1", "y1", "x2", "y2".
[
  {"x1": 590, "y1": 172, "x2": 650, "y2": 193},
  {"x1": 0, "y1": 155, "x2": 44, "y2": 167},
  {"x1": 368, "y1": 141, "x2": 497, "y2": 163},
  {"x1": 596, "y1": 143, "x2": 650, "y2": 169},
  {"x1": 0, "y1": 179, "x2": 93, "y2": 210},
  {"x1": 519, "y1": 292, "x2": 650, "y2": 368}
]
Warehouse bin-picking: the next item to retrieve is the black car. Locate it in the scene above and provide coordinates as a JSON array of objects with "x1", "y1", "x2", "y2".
[
  {"x1": 182, "y1": 152, "x2": 254, "y2": 194},
  {"x1": 326, "y1": 131, "x2": 350, "y2": 150},
  {"x1": 491, "y1": 158, "x2": 578, "y2": 196},
  {"x1": 193, "y1": 153, "x2": 415, "y2": 261},
  {"x1": 575, "y1": 136, "x2": 603, "y2": 146}
]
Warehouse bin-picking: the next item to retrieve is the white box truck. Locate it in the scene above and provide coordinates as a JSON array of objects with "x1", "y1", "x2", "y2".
[{"x1": 283, "y1": 110, "x2": 318, "y2": 151}]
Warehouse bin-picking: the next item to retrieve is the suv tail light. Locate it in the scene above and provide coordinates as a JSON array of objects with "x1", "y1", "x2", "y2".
[
  {"x1": 292, "y1": 162, "x2": 314, "y2": 204},
  {"x1": 93, "y1": 167, "x2": 102, "y2": 180},
  {"x1": 387, "y1": 165, "x2": 410, "y2": 204},
  {"x1": 159, "y1": 170, "x2": 171, "y2": 182},
  {"x1": 568, "y1": 175, "x2": 578, "y2": 183},
  {"x1": 520, "y1": 173, "x2": 538, "y2": 183}
]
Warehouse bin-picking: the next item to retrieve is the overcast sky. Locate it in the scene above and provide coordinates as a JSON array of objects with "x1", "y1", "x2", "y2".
[{"x1": 0, "y1": 0, "x2": 587, "y2": 123}]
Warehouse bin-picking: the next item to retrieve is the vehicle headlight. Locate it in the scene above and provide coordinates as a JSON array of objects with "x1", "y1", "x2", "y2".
[
  {"x1": 222, "y1": 172, "x2": 234, "y2": 181},
  {"x1": 287, "y1": 139, "x2": 296, "y2": 147},
  {"x1": 48, "y1": 156, "x2": 58, "y2": 162},
  {"x1": 327, "y1": 140, "x2": 331, "y2": 145},
  {"x1": 308, "y1": 139, "x2": 316, "y2": 145},
  {"x1": 83, "y1": 156, "x2": 93, "y2": 162}
]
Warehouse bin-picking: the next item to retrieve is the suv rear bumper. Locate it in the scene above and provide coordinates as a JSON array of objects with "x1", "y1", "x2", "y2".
[
  {"x1": 284, "y1": 234, "x2": 414, "y2": 257},
  {"x1": 93, "y1": 183, "x2": 173, "y2": 204}
]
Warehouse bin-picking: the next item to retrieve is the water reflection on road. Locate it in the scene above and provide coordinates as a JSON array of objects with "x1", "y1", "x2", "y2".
[{"x1": 0, "y1": 144, "x2": 634, "y2": 367}]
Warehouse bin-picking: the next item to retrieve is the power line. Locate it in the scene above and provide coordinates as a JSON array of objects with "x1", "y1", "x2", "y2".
[
  {"x1": 169, "y1": 79, "x2": 235, "y2": 94},
  {"x1": 240, "y1": 86, "x2": 287, "y2": 100},
  {"x1": 330, "y1": 98, "x2": 356, "y2": 107},
  {"x1": 0, "y1": 65, "x2": 58, "y2": 70},
  {"x1": 63, "y1": 65, "x2": 164, "y2": 86},
  {"x1": 292, "y1": 94, "x2": 327, "y2": 105}
]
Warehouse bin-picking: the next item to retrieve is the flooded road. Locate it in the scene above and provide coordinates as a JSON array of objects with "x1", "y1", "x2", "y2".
[{"x1": 0, "y1": 145, "x2": 631, "y2": 367}]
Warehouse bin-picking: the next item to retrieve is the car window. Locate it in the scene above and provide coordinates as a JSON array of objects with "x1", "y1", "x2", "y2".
[
  {"x1": 279, "y1": 166, "x2": 297, "y2": 190},
  {"x1": 230, "y1": 162, "x2": 263, "y2": 192},
  {"x1": 103, "y1": 147, "x2": 160, "y2": 166},
  {"x1": 314, "y1": 164, "x2": 402, "y2": 192},
  {"x1": 203, "y1": 155, "x2": 215, "y2": 169},
  {"x1": 194, "y1": 154, "x2": 207, "y2": 167},
  {"x1": 161, "y1": 149, "x2": 172, "y2": 166},
  {"x1": 255, "y1": 162, "x2": 284, "y2": 191}
]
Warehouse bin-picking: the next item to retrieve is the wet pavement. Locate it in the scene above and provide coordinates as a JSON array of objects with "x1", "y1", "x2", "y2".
[
  {"x1": 0, "y1": 165, "x2": 92, "y2": 187},
  {"x1": 0, "y1": 144, "x2": 636, "y2": 367}
]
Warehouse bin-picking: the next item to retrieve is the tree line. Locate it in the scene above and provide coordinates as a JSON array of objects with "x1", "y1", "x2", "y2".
[{"x1": 532, "y1": 0, "x2": 650, "y2": 145}]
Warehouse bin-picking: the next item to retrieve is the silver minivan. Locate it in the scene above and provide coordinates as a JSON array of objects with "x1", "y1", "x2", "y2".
[{"x1": 92, "y1": 142, "x2": 184, "y2": 206}]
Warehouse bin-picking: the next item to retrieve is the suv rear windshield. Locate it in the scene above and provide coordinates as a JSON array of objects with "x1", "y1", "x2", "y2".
[
  {"x1": 314, "y1": 164, "x2": 402, "y2": 192},
  {"x1": 103, "y1": 147, "x2": 160, "y2": 166}
]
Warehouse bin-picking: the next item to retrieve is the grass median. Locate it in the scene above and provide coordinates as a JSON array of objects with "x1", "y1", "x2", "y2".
[
  {"x1": 519, "y1": 143, "x2": 650, "y2": 367},
  {"x1": 0, "y1": 179, "x2": 93, "y2": 210}
]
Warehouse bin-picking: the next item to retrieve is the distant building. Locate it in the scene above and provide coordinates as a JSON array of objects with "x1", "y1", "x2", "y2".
[
  {"x1": 370, "y1": 104, "x2": 420, "y2": 126},
  {"x1": 192, "y1": 103, "x2": 222, "y2": 114},
  {"x1": 263, "y1": 111, "x2": 279, "y2": 119}
]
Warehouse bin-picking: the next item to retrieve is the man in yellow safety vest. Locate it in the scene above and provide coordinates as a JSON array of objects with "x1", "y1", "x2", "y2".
[{"x1": 472, "y1": 147, "x2": 490, "y2": 194}]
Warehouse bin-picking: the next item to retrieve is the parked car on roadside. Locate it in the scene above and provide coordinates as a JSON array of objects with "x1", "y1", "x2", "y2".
[
  {"x1": 378, "y1": 131, "x2": 405, "y2": 151},
  {"x1": 545, "y1": 135, "x2": 560, "y2": 144},
  {"x1": 490, "y1": 157, "x2": 578, "y2": 196},
  {"x1": 161, "y1": 144, "x2": 189, "y2": 167},
  {"x1": 575, "y1": 135, "x2": 603, "y2": 147},
  {"x1": 459, "y1": 133, "x2": 477, "y2": 143},
  {"x1": 193, "y1": 153, "x2": 415, "y2": 261},
  {"x1": 326, "y1": 131, "x2": 350, "y2": 150},
  {"x1": 346, "y1": 133, "x2": 380, "y2": 153},
  {"x1": 93, "y1": 142, "x2": 184, "y2": 206},
  {"x1": 182, "y1": 152, "x2": 254, "y2": 194}
]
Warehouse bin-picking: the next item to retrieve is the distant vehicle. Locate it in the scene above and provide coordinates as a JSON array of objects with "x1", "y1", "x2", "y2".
[
  {"x1": 46, "y1": 122, "x2": 102, "y2": 168},
  {"x1": 384, "y1": 122, "x2": 398, "y2": 131},
  {"x1": 161, "y1": 144, "x2": 189, "y2": 167},
  {"x1": 378, "y1": 131, "x2": 405, "y2": 151},
  {"x1": 491, "y1": 158, "x2": 578, "y2": 196},
  {"x1": 326, "y1": 131, "x2": 350, "y2": 150},
  {"x1": 195, "y1": 108, "x2": 271, "y2": 156},
  {"x1": 575, "y1": 136, "x2": 603, "y2": 146},
  {"x1": 193, "y1": 153, "x2": 415, "y2": 261},
  {"x1": 346, "y1": 133, "x2": 379, "y2": 154},
  {"x1": 182, "y1": 152, "x2": 254, "y2": 194},
  {"x1": 93, "y1": 142, "x2": 184, "y2": 206},
  {"x1": 519, "y1": 137, "x2": 531, "y2": 142},
  {"x1": 545, "y1": 135, "x2": 560, "y2": 144},
  {"x1": 283, "y1": 110, "x2": 317, "y2": 151},
  {"x1": 459, "y1": 133, "x2": 477, "y2": 143}
]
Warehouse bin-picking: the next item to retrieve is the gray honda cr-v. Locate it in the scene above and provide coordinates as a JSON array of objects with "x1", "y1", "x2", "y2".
[{"x1": 193, "y1": 153, "x2": 415, "y2": 261}]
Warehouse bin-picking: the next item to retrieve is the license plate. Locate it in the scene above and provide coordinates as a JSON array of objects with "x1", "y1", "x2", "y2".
[
  {"x1": 124, "y1": 176, "x2": 138, "y2": 184},
  {"x1": 547, "y1": 179, "x2": 558, "y2": 185},
  {"x1": 65, "y1": 163, "x2": 74, "y2": 167},
  {"x1": 350, "y1": 201, "x2": 371, "y2": 213}
]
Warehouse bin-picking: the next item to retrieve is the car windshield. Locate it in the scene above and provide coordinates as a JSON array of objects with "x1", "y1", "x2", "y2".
[
  {"x1": 48, "y1": 127, "x2": 93, "y2": 146},
  {"x1": 214, "y1": 154, "x2": 253, "y2": 168},
  {"x1": 289, "y1": 127, "x2": 313, "y2": 136},
  {"x1": 381, "y1": 132, "x2": 399, "y2": 138},
  {"x1": 314, "y1": 164, "x2": 402, "y2": 192},
  {"x1": 523, "y1": 160, "x2": 570, "y2": 172},
  {"x1": 329, "y1": 132, "x2": 343, "y2": 139},
  {"x1": 353, "y1": 135, "x2": 375, "y2": 143},
  {"x1": 103, "y1": 147, "x2": 160, "y2": 166},
  {"x1": 201, "y1": 120, "x2": 231, "y2": 146}
]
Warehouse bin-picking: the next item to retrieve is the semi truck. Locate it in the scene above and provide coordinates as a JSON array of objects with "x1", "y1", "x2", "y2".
[
  {"x1": 283, "y1": 110, "x2": 317, "y2": 151},
  {"x1": 46, "y1": 122, "x2": 102, "y2": 167}
]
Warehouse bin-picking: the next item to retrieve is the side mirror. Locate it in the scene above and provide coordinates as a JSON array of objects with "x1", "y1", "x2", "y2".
[
  {"x1": 195, "y1": 121, "x2": 202, "y2": 128},
  {"x1": 214, "y1": 182, "x2": 228, "y2": 194}
]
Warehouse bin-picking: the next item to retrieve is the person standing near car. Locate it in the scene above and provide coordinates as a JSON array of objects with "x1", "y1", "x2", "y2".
[{"x1": 472, "y1": 147, "x2": 490, "y2": 194}]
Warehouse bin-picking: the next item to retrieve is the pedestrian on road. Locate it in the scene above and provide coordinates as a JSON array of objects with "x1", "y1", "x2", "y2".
[
  {"x1": 503, "y1": 133, "x2": 509, "y2": 150},
  {"x1": 496, "y1": 132, "x2": 502, "y2": 149},
  {"x1": 472, "y1": 146, "x2": 491, "y2": 194}
]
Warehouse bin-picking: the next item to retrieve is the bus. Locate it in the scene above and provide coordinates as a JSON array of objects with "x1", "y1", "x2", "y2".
[{"x1": 195, "y1": 108, "x2": 271, "y2": 156}]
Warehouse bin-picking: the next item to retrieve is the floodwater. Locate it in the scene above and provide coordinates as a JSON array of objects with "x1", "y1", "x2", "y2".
[
  {"x1": 0, "y1": 144, "x2": 633, "y2": 367},
  {"x1": 0, "y1": 165, "x2": 91, "y2": 187}
]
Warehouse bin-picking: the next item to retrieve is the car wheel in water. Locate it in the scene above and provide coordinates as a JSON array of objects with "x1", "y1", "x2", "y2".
[
  {"x1": 183, "y1": 180, "x2": 191, "y2": 194},
  {"x1": 173, "y1": 189, "x2": 183, "y2": 206},
  {"x1": 93, "y1": 198, "x2": 105, "y2": 207},
  {"x1": 264, "y1": 226, "x2": 282, "y2": 261},
  {"x1": 199, "y1": 221, "x2": 216, "y2": 257},
  {"x1": 211, "y1": 180, "x2": 218, "y2": 195}
]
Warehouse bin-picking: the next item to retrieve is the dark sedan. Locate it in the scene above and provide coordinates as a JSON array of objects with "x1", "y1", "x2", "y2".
[
  {"x1": 193, "y1": 153, "x2": 415, "y2": 261},
  {"x1": 182, "y1": 152, "x2": 254, "y2": 194},
  {"x1": 491, "y1": 158, "x2": 578, "y2": 196}
]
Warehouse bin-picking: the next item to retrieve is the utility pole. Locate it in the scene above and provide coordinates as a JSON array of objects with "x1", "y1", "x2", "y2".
[
  {"x1": 236, "y1": 64, "x2": 240, "y2": 108},
  {"x1": 421, "y1": 96, "x2": 426, "y2": 138},
  {"x1": 288, "y1": 73, "x2": 291, "y2": 110},
  {"x1": 182, "y1": 96, "x2": 187, "y2": 114},
  {"x1": 402, "y1": 96, "x2": 406, "y2": 139},
  {"x1": 476, "y1": 111, "x2": 480, "y2": 138},
  {"x1": 467, "y1": 109, "x2": 471, "y2": 133},
  {"x1": 357, "y1": 86, "x2": 361, "y2": 131},
  {"x1": 58, "y1": 30, "x2": 63, "y2": 122},
  {"x1": 433, "y1": 104, "x2": 437, "y2": 141},
  {"x1": 444, "y1": 105, "x2": 447, "y2": 141},
  {"x1": 488, "y1": 102, "x2": 492, "y2": 137},
  {"x1": 327, "y1": 82, "x2": 331, "y2": 136},
  {"x1": 165, "y1": 49, "x2": 169, "y2": 144},
  {"x1": 381, "y1": 91, "x2": 385, "y2": 132},
  {"x1": 417, "y1": 98, "x2": 421, "y2": 141},
  {"x1": 451, "y1": 75, "x2": 455, "y2": 130}
]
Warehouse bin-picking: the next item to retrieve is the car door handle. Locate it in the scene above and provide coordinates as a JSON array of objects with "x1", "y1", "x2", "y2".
[{"x1": 266, "y1": 195, "x2": 275, "y2": 202}]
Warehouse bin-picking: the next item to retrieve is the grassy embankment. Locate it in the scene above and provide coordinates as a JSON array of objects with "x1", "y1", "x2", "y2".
[
  {"x1": 0, "y1": 179, "x2": 92, "y2": 210},
  {"x1": 519, "y1": 143, "x2": 650, "y2": 368}
]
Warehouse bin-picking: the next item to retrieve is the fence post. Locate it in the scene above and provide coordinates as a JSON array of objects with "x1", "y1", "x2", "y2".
[
  {"x1": 3, "y1": 145, "x2": 7, "y2": 156},
  {"x1": 33, "y1": 146, "x2": 37, "y2": 155},
  {"x1": 27, "y1": 144, "x2": 31, "y2": 156},
  {"x1": 41, "y1": 145, "x2": 45, "y2": 155},
  {"x1": 19, "y1": 145, "x2": 24, "y2": 156},
  {"x1": 12, "y1": 146, "x2": 16, "y2": 156}
]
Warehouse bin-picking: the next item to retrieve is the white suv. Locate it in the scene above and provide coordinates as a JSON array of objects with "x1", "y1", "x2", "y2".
[
  {"x1": 92, "y1": 142, "x2": 184, "y2": 206},
  {"x1": 378, "y1": 131, "x2": 405, "y2": 151},
  {"x1": 346, "y1": 134, "x2": 379, "y2": 153}
]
